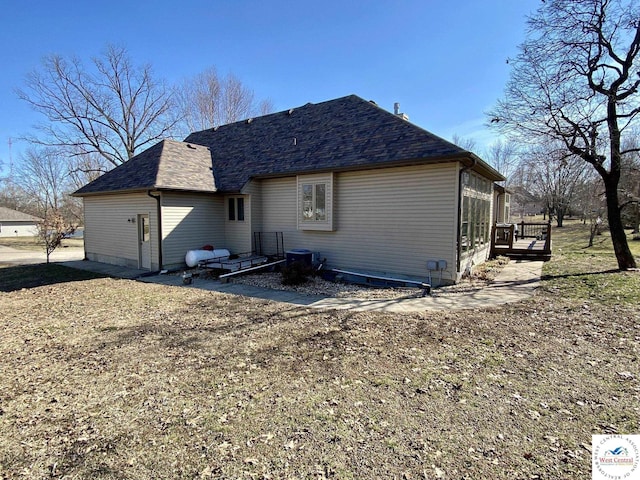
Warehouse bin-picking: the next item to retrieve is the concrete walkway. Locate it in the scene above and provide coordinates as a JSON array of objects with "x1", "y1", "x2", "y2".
[
  {"x1": 61, "y1": 258, "x2": 544, "y2": 312},
  {"x1": 308, "y1": 260, "x2": 543, "y2": 312}
]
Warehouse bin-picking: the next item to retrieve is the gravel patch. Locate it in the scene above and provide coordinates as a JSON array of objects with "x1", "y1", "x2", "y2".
[{"x1": 230, "y1": 257, "x2": 510, "y2": 300}]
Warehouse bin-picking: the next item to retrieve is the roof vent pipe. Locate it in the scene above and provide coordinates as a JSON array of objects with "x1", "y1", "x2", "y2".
[{"x1": 393, "y1": 102, "x2": 409, "y2": 121}]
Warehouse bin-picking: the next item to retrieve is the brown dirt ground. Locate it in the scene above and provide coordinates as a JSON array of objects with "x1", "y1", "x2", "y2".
[{"x1": 1, "y1": 272, "x2": 638, "y2": 479}]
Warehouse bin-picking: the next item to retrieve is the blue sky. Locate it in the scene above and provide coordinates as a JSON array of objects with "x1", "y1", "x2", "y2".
[{"x1": 0, "y1": 0, "x2": 539, "y2": 175}]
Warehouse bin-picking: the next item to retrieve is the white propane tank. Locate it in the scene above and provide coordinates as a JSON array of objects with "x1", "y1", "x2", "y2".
[{"x1": 185, "y1": 249, "x2": 231, "y2": 268}]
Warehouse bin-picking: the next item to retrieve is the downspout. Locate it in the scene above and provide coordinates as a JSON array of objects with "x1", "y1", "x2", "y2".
[
  {"x1": 147, "y1": 190, "x2": 163, "y2": 270},
  {"x1": 456, "y1": 156, "x2": 477, "y2": 276}
]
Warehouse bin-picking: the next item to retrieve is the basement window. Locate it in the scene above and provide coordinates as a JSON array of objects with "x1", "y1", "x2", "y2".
[{"x1": 297, "y1": 173, "x2": 333, "y2": 231}]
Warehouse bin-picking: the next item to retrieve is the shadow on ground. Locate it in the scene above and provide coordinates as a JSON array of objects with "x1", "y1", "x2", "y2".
[
  {"x1": 0, "y1": 264, "x2": 106, "y2": 293},
  {"x1": 541, "y1": 268, "x2": 621, "y2": 281}
]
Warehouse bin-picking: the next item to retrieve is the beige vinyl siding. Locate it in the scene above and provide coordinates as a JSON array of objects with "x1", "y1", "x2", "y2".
[
  {"x1": 83, "y1": 193, "x2": 159, "y2": 269},
  {"x1": 242, "y1": 181, "x2": 262, "y2": 233},
  {"x1": 161, "y1": 193, "x2": 225, "y2": 268},
  {"x1": 242, "y1": 181, "x2": 262, "y2": 252},
  {"x1": 261, "y1": 178, "x2": 297, "y2": 232},
  {"x1": 224, "y1": 195, "x2": 252, "y2": 254},
  {"x1": 259, "y1": 163, "x2": 460, "y2": 283}
]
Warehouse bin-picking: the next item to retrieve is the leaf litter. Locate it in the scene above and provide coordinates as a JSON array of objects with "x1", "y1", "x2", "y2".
[{"x1": 0, "y1": 264, "x2": 638, "y2": 478}]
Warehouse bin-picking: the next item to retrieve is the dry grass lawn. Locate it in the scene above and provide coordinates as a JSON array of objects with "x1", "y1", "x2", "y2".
[{"x1": 0, "y1": 222, "x2": 638, "y2": 479}]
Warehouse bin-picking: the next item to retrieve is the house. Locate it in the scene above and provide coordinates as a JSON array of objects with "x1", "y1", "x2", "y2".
[
  {"x1": 73, "y1": 95, "x2": 504, "y2": 284},
  {"x1": 0, "y1": 206, "x2": 42, "y2": 237},
  {"x1": 509, "y1": 185, "x2": 543, "y2": 218}
]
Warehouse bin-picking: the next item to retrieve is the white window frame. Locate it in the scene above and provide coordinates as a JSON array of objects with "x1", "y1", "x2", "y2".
[{"x1": 297, "y1": 173, "x2": 334, "y2": 231}]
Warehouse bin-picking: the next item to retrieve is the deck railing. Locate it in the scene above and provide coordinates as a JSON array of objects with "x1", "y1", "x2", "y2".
[
  {"x1": 490, "y1": 221, "x2": 552, "y2": 260},
  {"x1": 517, "y1": 222, "x2": 549, "y2": 241}
]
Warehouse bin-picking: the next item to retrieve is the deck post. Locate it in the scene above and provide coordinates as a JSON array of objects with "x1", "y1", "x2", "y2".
[
  {"x1": 490, "y1": 224, "x2": 497, "y2": 259},
  {"x1": 543, "y1": 221, "x2": 552, "y2": 254}
]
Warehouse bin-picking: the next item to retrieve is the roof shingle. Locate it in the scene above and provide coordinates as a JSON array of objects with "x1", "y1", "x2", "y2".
[
  {"x1": 74, "y1": 140, "x2": 215, "y2": 196},
  {"x1": 185, "y1": 94, "x2": 494, "y2": 192},
  {"x1": 75, "y1": 95, "x2": 503, "y2": 196},
  {"x1": 0, "y1": 206, "x2": 43, "y2": 222}
]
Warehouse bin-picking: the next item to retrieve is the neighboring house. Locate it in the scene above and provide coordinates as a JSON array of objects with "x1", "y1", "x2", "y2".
[
  {"x1": 73, "y1": 95, "x2": 504, "y2": 284},
  {"x1": 0, "y1": 206, "x2": 42, "y2": 237},
  {"x1": 509, "y1": 185, "x2": 543, "y2": 218}
]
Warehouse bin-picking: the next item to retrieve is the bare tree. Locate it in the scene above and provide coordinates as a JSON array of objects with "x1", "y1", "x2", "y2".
[
  {"x1": 522, "y1": 142, "x2": 588, "y2": 227},
  {"x1": 175, "y1": 68, "x2": 273, "y2": 136},
  {"x1": 15, "y1": 148, "x2": 77, "y2": 262},
  {"x1": 572, "y1": 174, "x2": 608, "y2": 246},
  {"x1": 0, "y1": 181, "x2": 35, "y2": 214},
  {"x1": 489, "y1": 0, "x2": 640, "y2": 269},
  {"x1": 257, "y1": 98, "x2": 275, "y2": 116},
  {"x1": 17, "y1": 45, "x2": 178, "y2": 171},
  {"x1": 619, "y1": 135, "x2": 640, "y2": 235},
  {"x1": 485, "y1": 139, "x2": 520, "y2": 186},
  {"x1": 451, "y1": 134, "x2": 477, "y2": 152},
  {"x1": 67, "y1": 150, "x2": 110, "y2": 190}
]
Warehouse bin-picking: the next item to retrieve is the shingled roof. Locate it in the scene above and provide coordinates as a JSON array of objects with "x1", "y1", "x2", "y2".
[
  {"x1": 0, "y1": 206, "x2": 42, "y2": 222},
  {"x1": 185, "y1": 94, "x2": 502, "y2": 192},
  {"x1": 73, "y1": 140, "x2": 215, "y2": 196},
  {"x1": 74, "y1": 95, "x2": 502, "y2": 196}
]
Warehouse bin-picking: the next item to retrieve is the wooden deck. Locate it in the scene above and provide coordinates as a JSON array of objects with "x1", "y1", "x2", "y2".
[{"x1": 490, "y1": 222, "x2": 552, "y2": 261}]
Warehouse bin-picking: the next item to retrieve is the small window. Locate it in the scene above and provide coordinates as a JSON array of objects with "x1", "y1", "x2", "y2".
[
  {"x1": 228, "y1": 197, "x2": 245, "y2": 222},
  {"x1": 228, "y1": 198, "x2": 236, "y2": 221},
  {"x1": 141, "y1": 216, "x2": 150, "y2": 242},
  {"x1": 237, "y1": 198, "x2": 245, "y2": 221}
]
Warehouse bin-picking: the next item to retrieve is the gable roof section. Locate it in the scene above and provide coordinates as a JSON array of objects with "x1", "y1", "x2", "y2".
[
  {"x1": 185, "y1": 94, "x2": 503, "y2": 192},
  {"x1": 73, "y1": 140, "x2": 215, "y2": 196},
  {"x1": 0, "y1": 206, "x2": 43, "y2": 222}
]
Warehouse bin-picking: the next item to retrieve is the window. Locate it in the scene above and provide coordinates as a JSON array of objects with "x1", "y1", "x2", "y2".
[
  {"x1": 460, "y1": 172, "x2": 491, "y2": 255},
  {"x1": 298, "y1": 173, "x2": 333, "y2": 231},
  {"x1": 228, "y1": 197, "x2": 245, "y2": 221},
  {"x1": 302, "y1": 183, "x2": 326, "y2": 221},
  {"x1": 141, "y1": 216, "x2": 150, "y2": 242}
]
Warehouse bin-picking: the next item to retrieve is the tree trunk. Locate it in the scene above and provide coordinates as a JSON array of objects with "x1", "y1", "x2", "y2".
[
  {"x1": 556, "y1": 207, "x2": 565, "y2": 227},
  {"x1": 604, "y1": 177, "x2": 637, "y2": 269}
]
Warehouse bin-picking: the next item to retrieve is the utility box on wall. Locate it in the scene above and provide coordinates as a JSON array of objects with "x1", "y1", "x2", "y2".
[{"x1": 286, "y1": 249, "x2": 313, "y2": 266}]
